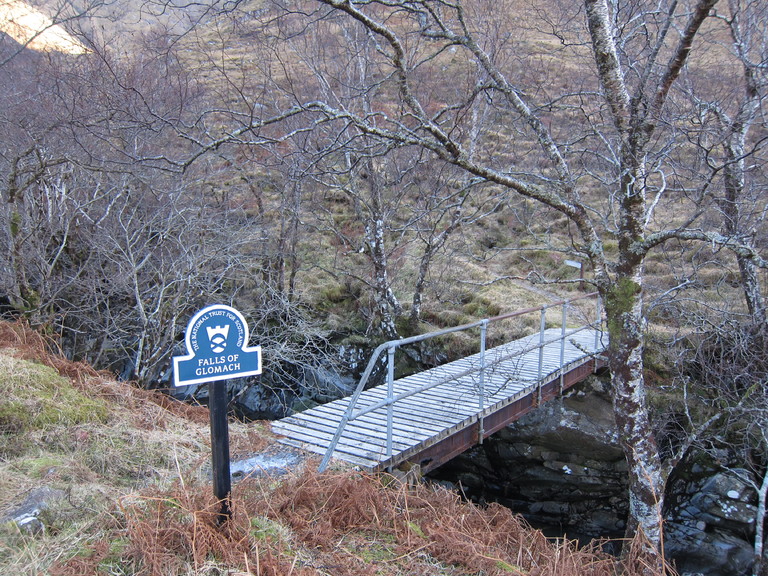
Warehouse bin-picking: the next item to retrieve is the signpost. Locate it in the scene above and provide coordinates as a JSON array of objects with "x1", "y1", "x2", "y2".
[
  {"x1": 564, "y1": 259, "x2": 584, "y2": 290},
  {"x1": 173, "y1": 304, "x2": 262, "y2": 522}
]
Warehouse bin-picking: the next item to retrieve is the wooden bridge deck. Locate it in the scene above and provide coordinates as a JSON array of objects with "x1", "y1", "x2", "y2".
[{"x1": 272, "y1": 326, "x2": 607, "y2": 474}]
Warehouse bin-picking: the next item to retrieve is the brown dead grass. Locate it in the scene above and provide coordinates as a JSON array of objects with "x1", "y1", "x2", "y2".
[
  {"x1": 267, "y1": 469, "x2": 623, "y2": 576},
  {"x1": 50, "y1": 467, "x2": 671, "y2": 576}
]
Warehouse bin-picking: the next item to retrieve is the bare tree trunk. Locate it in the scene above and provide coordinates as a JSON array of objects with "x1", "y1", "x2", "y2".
[
  {"x1": 275, "y1": 177, "x2": 302, "y2": 298},
  {"x1": 604, "y1": 271, "x2": 665, "y2": 563},
  {"x1": 360, "y1": 158, "x2": 402, "y2": 339},
  {"x1": 365, "y1": 214, "x2": 402, "y2": 339},
  {"x1": 285, "y1": 177, "x2": 302, "y2": 299},
  {"x1": 720, "y1": 118, "x2": 766, "y2": 325},
  {"x1": 738, "y1": 255, "x2": 767, "y2": 325},
  {"x1": 409, "y1": 207, "x2": 463, "y2": 331},
  {"x1": 585, "y1": 1, "x2": 718, "y2": 563},
  {"x1": 755, "y1": 465, "x2": 768, "y2": 576},
  {"x1": 409, "y1": 243, "x2": 434, "y2": 331}
]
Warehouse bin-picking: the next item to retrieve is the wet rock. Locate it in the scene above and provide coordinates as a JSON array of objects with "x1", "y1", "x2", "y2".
[
  {"x1": 665, "y1": 522, "x2": 753, "y2": 576},
  {"x1": 230, "y1": 447, "x2": 307, "y2": 481},
  {"x1": 233, "y1": 380, "x2": 295, "y2": 420},
  {"x1": 666, "y1": 465, "x2": 756, "y2": 576},
  {"x1": 288, "y1": 366, "x2": 356, "y2": 413}
]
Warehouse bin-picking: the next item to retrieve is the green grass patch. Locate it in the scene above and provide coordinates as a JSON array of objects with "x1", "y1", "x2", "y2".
[
  {"x1": 462, "y1": 294, "x2": 502, "y2": 318},
  {"x1": 250, "y1": 515, "x2": 292, "y2": 543},
  {"x1": 406, "y1": 521, "x2": 425, "y2": 539},
  {"x1": 496, "y1": 559, "x2": 525, "y2": 573},
  {"x1": 0, "y1": 355, "x2": 109, "y2": 434},
  {"x1": 17, "y1": 456, "x2": 65, "y2": 479}
]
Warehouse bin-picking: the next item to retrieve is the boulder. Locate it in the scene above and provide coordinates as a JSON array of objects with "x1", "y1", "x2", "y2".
[
  {"x1": 2, "y1": 486, "x2": 67, "y2": 535},
  {"x1": 666, "y1": 465, "x2": 757, "y2": 576}
]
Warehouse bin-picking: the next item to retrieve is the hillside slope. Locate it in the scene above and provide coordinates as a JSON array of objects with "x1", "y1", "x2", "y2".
[{"x1": 0, "y1": 320, "x2": 660, "y2": 575}]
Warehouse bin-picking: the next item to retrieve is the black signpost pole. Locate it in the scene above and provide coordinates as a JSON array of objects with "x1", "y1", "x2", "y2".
[{"x1": 208, "y1": 381, "x2": 231, "y2": 523}]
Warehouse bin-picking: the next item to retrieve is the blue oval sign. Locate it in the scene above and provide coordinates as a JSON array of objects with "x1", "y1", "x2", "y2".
[{"x1": 173, "y1": 304, "x2": 262, "y2": 387}]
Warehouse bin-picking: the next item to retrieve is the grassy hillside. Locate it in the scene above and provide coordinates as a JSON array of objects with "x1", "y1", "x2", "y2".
[{"x1": 0, "y1": 320, "x2": 665, "y2": 576}]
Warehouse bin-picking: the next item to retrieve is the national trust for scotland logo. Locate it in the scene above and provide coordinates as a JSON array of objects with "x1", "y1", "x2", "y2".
[{"x1": 207, "y1": 325, "x2": 230, "y2": 354}]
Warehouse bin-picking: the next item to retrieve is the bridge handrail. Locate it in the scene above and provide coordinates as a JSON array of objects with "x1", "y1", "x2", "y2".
[
  {"x1": 318, "y1": 292, "x2": 603, "y2": 472},
  {"x1": 347, "y1": 325, "x2": 594, "y2": 420}
]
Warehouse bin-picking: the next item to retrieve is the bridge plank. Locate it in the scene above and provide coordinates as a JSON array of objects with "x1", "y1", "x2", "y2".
[
  {"x1": 273, "y1": 419, "x2": 406, "y2": 458},
  {"x1": 282, "y1": 406, "x2": 430, "y2": 441},
  {"x1": 311, "y1": 402, "x2": 453, "y2": 435},
  {"x1": 359, "y1": 386, "x2": 483, "y2": 413},
  {"x1": 303, "y1": 405, "x2": 445, "y2": 438}
]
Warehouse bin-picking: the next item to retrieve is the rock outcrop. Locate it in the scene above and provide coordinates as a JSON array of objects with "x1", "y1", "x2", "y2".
[
  {"x1": 2, "y1": 486, "x2": 66, "y2": 535},
  {"x1": 429, "y1": 377, "x2": 628, "y2": 543},
  {"x1": 666, "y1": 459, "x2": 756, "y2": 576}
]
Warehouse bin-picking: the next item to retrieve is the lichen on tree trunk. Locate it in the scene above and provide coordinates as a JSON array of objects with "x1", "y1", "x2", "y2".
[{"x1": 604, "y1": 274, "x2": 665, "y2": 564}]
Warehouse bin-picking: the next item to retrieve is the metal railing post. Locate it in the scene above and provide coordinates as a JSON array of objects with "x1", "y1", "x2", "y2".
[
  {"x1": 478, "y1": 320, "x2": 488, "y2": 444},
  {"x1": 537, "y1": 308, "x2": 546, "y2": 404},
  {"x1": 559, "y1": 301, "x2": 567, "y2": 394},
  {"x1": 595, "y1": 295, "x2": 602, "y2": 351},
  {"x1": 386, "y1": 345, "x2": 395, "y2": 467}
]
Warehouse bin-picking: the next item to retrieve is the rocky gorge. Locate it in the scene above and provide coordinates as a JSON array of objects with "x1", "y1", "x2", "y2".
[{"x1": 426, "y1": 377, "x2": 759, "y2": 576}]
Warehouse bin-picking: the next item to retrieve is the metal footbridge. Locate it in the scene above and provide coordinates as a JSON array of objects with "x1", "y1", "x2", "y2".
[{"x1": 272, "y1": 293, "x2": 607, "y2": 474}]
